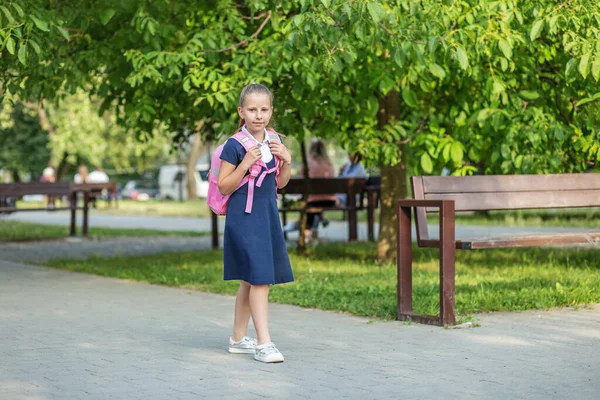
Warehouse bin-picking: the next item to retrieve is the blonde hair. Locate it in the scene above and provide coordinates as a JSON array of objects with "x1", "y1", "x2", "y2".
[{"x1": 236, "y1": 83, "x2": 275, "y2": 132}]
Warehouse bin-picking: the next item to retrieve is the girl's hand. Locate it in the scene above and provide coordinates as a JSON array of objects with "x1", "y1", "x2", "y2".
[
  {"x1": 240, "y1": 145, "x2": 262, "y2": 170},
  {"x1": 270, "y1": 142, "x2": 292, "y2": 165}
]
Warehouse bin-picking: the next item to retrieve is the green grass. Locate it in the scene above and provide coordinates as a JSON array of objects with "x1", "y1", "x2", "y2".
[
  {"x1": 44, "y1": 243, "x2": 600, "y2": 320},
  {"x1": 16, "y1": 199, "x2": 213, "y2": 218},
  {"x1": 0, "y1": 220, "x2": 207, "y2": 242}
]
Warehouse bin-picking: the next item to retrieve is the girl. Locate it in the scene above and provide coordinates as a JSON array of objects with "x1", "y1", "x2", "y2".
[{"x1": 217, "y1": 83, "x2": 293, "y2": 363}]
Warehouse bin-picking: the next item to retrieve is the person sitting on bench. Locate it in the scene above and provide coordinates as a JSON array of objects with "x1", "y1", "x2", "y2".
[{"x1": 283, "y1": 139, "x2": 337, "y2": 240}]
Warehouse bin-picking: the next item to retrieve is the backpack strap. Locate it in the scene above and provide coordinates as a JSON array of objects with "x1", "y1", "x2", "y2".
[{"x1": 229, "y1": 130, "x2": 281, "y2": 213}]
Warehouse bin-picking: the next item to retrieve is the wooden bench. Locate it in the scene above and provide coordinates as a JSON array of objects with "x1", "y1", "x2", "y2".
[
  {"x1": 209, "y1": 177, "x2": 373, "y2": 249},
  {"x1": 74, "y1": 182, "x2": 119, "y2": 208},
  {"x1": 278, "y1": 177, "x2": 368, "y2": 242},
  {"x1": 396, "y1": 173, "x2": 600, "y2": 326},
  {"x1": 0, "y1": 182, "x2": 80, "y2": 236}
]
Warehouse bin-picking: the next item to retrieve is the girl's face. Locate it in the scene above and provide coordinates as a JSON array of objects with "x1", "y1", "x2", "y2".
[{"x1": 238, "y1": 93, "x2": 273, "y2": 135}]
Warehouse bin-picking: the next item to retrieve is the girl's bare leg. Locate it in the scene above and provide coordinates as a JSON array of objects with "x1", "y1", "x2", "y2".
[
  {"x1": 249, "y1": 284, "x2": 271, "y2": 345},
  {"x1": 232, "y1": 280, "x2": 252, "y2": 341}
]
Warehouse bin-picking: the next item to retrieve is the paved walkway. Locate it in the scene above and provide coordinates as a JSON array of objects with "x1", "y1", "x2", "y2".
[
  {"x1": 1, "y1": 260, "x2": 599, "y2": 400},
  {"x1": 2, "y1": 212, "x2": 599, "y2": 399}
]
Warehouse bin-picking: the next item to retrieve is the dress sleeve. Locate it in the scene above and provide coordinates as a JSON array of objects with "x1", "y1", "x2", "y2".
[{"x1": 220, "y1": 139, "x2": 245, "y2": 167}]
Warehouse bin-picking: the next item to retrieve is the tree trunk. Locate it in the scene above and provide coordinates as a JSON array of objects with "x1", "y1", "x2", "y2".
[
  {"x1": 297, "y1": 136, "x2": 309, "y2": 253},
  {"x1": 56, "y1": 152, "x2": 71, "y2": 181},
  {"x1": 186, "y1": 122, "x2": 205, "y2": 200},
  {"x1": 32, "y1": 100, "x2": 60, "y2": 168},
  {"x1": 376, "y1": 90, "x2": 408, "y2": 263}
]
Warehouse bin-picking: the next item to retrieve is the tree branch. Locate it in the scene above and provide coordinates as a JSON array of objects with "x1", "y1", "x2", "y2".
[
  {"x1": 202, "y1": 11, "x2": 272, "y2": 53},
  {"x1": 241, "y1": 12, "x2": 268, "y2": 20}
]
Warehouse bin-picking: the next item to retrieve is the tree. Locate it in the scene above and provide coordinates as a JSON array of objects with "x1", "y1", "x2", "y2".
[
  {"x1": 0, "y1": 102, "x2": 50, "y2": 181},
  {"x1": 4, "y1": 1, "x2": 600, "y2": 260}
]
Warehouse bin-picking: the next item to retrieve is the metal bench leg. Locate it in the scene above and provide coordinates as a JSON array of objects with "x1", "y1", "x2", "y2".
[
  {"x1": 397, "y1": 204, "x2": 413, "y2": 318},
  {"x1": 211, "y1": 211, "x2": 219, "y2": 249},
  {"x1": 440, "y1": 201, "x2": 456, "y2": 325},
  {"x1": 83, "y1": 192, "x2": 89, "y2": 237},
  {"x1": 348, "y1": 190, "x2": 358, "y2": 241},
  {"x1": 70, "y1": 192, "x2": 77, "y2": 237}
]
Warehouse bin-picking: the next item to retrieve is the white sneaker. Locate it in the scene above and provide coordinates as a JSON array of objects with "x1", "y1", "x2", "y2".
[
  {"x1": 254, "y1": 342, "x2": 284, "y2": 363},
  {"x1": 228, "y1": 336, "x2": 257, "y2": 354}
]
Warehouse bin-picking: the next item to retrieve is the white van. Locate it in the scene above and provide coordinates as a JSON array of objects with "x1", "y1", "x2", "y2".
[{"x1": 158, "y1": 164, "x2": 210, "y2": 200}]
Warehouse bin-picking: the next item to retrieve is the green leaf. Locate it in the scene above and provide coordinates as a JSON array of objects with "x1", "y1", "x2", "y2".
[
  {"x1": 579, "y1": 53, "x2": 591, "y2": 79},
  {"x1": 500, "y1": 144, "x2": 510, "y2": 159},
  {"x1": 518, "y1": 91, "x2": 540, "y2": 100},
  {"x1": 565, "y1": 58, "x2": 577, "y2": 78},
  {"x1": 592, "y1": 58, "x2": 600, "y2": 82},
  {"x1": 455, "y1": 45, "x2": 469, "y2": 70},
  {"x1": 575, "y1": 92, "x2": 600, "y2": 107},
  {"x1": 367, "y1": 3, "x2": 386, "y2": 23},
  {"x1": 320, "y1": 0, "x2": 331, "y2": 7},
  {"x1": 0, "y1": 6, "x2": 15, "y2": 24},
  {"x1": 429, "y1": 63, "x2": 446, "y2": 79},
  {"x1": 530, "y1": 20, "x2": 544, "y2": 41},
  {"x1": 30, "y1": 15, "x2": 50, "y2": 32},
  {"x1": 11, "y1": 3, "x2": 24, "y2": 17},
  {"x1": 442, "y1": 143, "x2": 451, "y2": 161},
  {"x1": 100, "y1": 9, "x2": 116, "y2": 25},
  {"x1": 428, "y1": 36, "x2": 438, "y2": 53},
  {"x1": 17, "y1": 43, "x2": 28, "y2": 65},
  {"x1": 499, "y1": 39, "x2": 512, "y2": 59},
  {"x1": 29, "y1": 39, "x2": 41, "y2": 55},
  {"x1": 450, "y1": 142, "x2": 463, "y2": 163},
  {"x1": 56, "y1": 26, "x2": 70, "y2": 41},
  {"x1": 420, "y1": 153, "x2": 433, "y2": 174},
  {"x1": 401, "y1": 87, "x2": 417, "y2": 108},
  {"x1": 513, "y1": 155, "x2": 523, "y2": 169},
  {"x1": 6, "y1": 37, "x2": 15, "y2": 54},
  {"x1": 500, "y1": 58, "x2": 508, "y2": 71}
]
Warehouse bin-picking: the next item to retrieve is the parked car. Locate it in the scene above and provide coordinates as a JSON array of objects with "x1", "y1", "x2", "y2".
[
  {"x1": 158, "y1": 164, "x2": 209, "y2": 200},
  {"x1": 120, "y1": 180, "x2": 159, "y2": 201}
]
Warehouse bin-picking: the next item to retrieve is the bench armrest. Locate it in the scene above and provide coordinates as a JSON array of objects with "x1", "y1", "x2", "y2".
[
  {"x1": 396, "y1": 199, "x2": 455, "y2": 246},
  {"x1": 396, "y1": 199, "x2": 454, "y2": 209}
]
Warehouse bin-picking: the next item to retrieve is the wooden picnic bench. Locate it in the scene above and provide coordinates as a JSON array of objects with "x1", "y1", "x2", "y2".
[
  {"x1": 0, "y1": 182, "x2": 80, "y2": 236},
  {"x1": 74, "y1": 182, "x2": 119, "y2": 208},
  {"x1": 396, "y1": 173, "x2": 600, "y2": 326},
  {"x1": 278, "y1": 177, "x2": 368, "y2": 242},
  {"x1": 0, "y1": 182, "x2": 118, "y2": 237}
]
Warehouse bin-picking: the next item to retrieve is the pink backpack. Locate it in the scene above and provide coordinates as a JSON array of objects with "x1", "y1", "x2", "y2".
[{"x1": 207, "y1": 130, "x2": 282, "y2": 215}]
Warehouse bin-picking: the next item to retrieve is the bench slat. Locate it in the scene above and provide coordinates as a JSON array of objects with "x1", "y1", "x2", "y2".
[
  {"x1": 279, "y1": 177, "x2": 366, "y2": 195},
  {"x1": 424, "y1": 189, "x2": 600, "y2": 211},
  {"x1": 0, "y1": 207, "x2": 72, "y2": 212},
  {"x1": 0, "y1": 182, "x2": 72, "y2": 196},
  {"x1": 420, "y1": 231, "x2": 600, "y2": 250},
  {"x1": 422, "y1": 174, "x2": 600, "y2": 194}
]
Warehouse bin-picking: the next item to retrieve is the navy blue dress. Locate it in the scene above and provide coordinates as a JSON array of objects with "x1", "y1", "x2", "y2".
[{"x1": 220, "y1": 139, "x2": 294, "y2": 285}]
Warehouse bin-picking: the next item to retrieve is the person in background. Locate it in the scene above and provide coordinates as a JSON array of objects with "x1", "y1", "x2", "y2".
[
  {"x1": 86, "y1": 166, "x2": 110, "y2": 208},
  {"x1": 40, "y1": 167, "x2": 56, "y2": 208},
  {"x1": 74, "y1": 165, "x2": 89, "y2": 184},
  {"x1": 337, "y1": 152, "x2": 368, "y2": 206},
  {"x1": 283, "y1": 139, "x2": 337, "y2": 242},
  {"x1": 87, "y1": 166, "x2": 109, "y2": 183}
]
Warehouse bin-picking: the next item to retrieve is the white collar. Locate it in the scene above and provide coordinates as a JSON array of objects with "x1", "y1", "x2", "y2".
[{"x1": 242, "y1": 125, "x2": 269, "y2": 144}]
